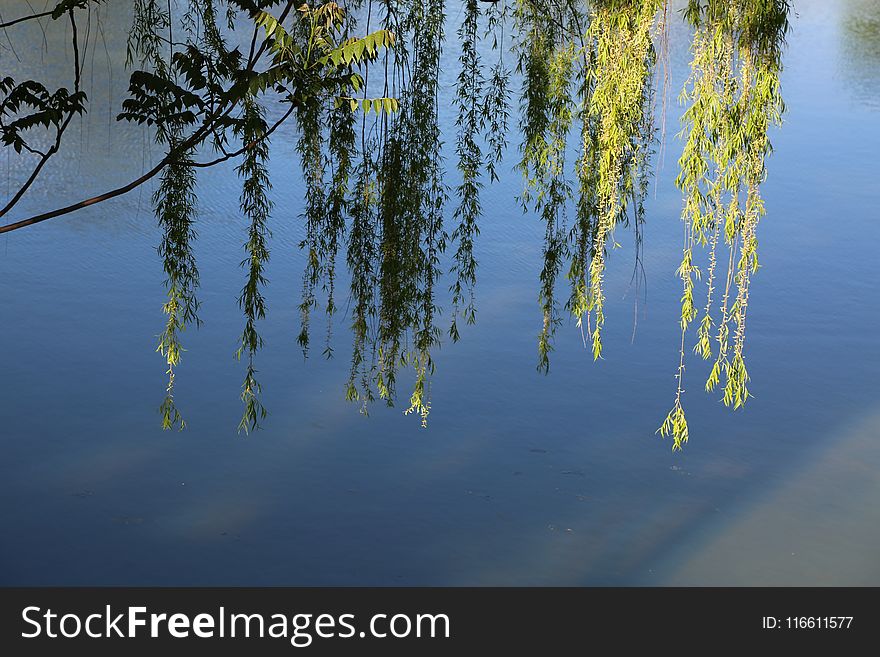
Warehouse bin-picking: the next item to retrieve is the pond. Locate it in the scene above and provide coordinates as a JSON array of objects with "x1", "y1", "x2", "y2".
[{"x1": 1, "y1": 0, "x2": 878, "y2": 585}]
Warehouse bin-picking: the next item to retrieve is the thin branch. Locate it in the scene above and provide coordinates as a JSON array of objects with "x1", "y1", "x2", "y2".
[
  {"x1": 0, "y1": 89, "x2": 242, "y2": 234},
  {"x1": 193, "y1": 102, "x2": 295, "y2": 168},
  {"x1": 0, "y1": 10, "x2": 82, "y2": 219},
  {"x1": 0, "y1": 9, "x2": 54, "y2": 30}
]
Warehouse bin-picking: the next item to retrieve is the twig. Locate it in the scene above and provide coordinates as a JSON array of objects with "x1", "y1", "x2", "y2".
[{"x1": 0, "y1": 10, "x2": 82, "y2": 219}]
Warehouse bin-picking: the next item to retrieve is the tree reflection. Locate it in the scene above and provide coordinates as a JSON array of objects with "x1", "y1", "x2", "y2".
[{"x1": 839, "y1": 0, "x2": 880, "y2": 107}]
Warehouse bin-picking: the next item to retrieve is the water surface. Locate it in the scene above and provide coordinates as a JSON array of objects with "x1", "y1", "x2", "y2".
[{"x1": 1, "y1": 0, "x2": 878, "y2": 585}]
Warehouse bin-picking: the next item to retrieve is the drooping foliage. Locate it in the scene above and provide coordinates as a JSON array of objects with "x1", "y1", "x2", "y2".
[
  {"x1": 235, "y1": 95, "x2": 273, "y2": 435},
  {"x1": 510, "y1": 0, "x2": 660, "y2": 371},
  {"x1": 0, "y1": 0, "x2": 790, "y2": 447},
  {"x1": 658, "y1": 0, "x2": 789, "y2": 449},
  {"x1": 3, "y1": 0, "x2": 398, "y2": 430}
]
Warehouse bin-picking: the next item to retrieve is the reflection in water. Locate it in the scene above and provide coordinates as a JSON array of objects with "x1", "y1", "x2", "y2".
[
  {"x1": 655, "y1": 409, "x2": 880, "y2": 585},
  {"x1": 839, "y1": 0, "x2": 880, "y2": 108},
  {"x1": 0, "y1": 0, "x2": 878, "y2": 588}
]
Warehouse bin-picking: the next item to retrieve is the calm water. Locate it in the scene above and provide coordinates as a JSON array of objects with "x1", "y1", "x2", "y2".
[{"x1": 1, "y1": 1, "x2": 878, "y2": 585}]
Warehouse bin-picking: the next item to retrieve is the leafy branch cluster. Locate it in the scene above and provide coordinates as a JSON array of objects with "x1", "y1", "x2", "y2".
[
  {"x1": 1, "y1": 1, "x2": 790, "y2": 446},
  {"x1": 3, "y1": 0, "x2": 397, "y2": 431},
  {"x1": 659, "y1": 0, "x2": 789, "y2": 449}
]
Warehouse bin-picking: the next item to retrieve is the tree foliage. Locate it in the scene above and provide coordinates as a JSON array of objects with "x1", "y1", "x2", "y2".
[{"x1": 0, "y1": 0, "x2": 790, "y2": 447}]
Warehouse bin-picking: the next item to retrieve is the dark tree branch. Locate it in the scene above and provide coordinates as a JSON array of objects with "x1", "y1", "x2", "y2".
[
  {"x1": 0, "y1": 9, "x2": 54, "y2": 30},
  {"x1": 0, "y1": 10, "x2": 83, "y2": 219},
  {"x1": 193, "y1": 102, "x2": 295, "y2": 168}
]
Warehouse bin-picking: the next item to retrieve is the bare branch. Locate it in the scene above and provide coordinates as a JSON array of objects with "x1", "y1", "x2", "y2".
[
  {"x1": 0, "y1": 10, "x2": 83, "y2": 219},
  {"x1": 193, "y1": 103, "x2": 295, "y2": 168},
  {"x1": 0, "y1": 9, "x2": 54, "y2": 31}
]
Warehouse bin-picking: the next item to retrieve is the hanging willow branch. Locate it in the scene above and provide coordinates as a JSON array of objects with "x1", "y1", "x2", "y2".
[
  {"x1": 155, "y1": 140, "x2": 200, "y2": 431},
  {"x1": 580, "y1": 0, "x2": 661, "y2": 361},
  {"x1": 659, "y1": 0, "x2": 789, "y2": 449},
  {"x1": 449, "y1": 0, "x2": 484, "y2": 343},
  {"x1": 235, "y1": 95, "x2": 272, "y2": 434}
]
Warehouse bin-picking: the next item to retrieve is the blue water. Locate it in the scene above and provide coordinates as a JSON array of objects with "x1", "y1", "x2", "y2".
[{"x1": 1, "y1": 1, "x2": 878, "y2": 585}]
